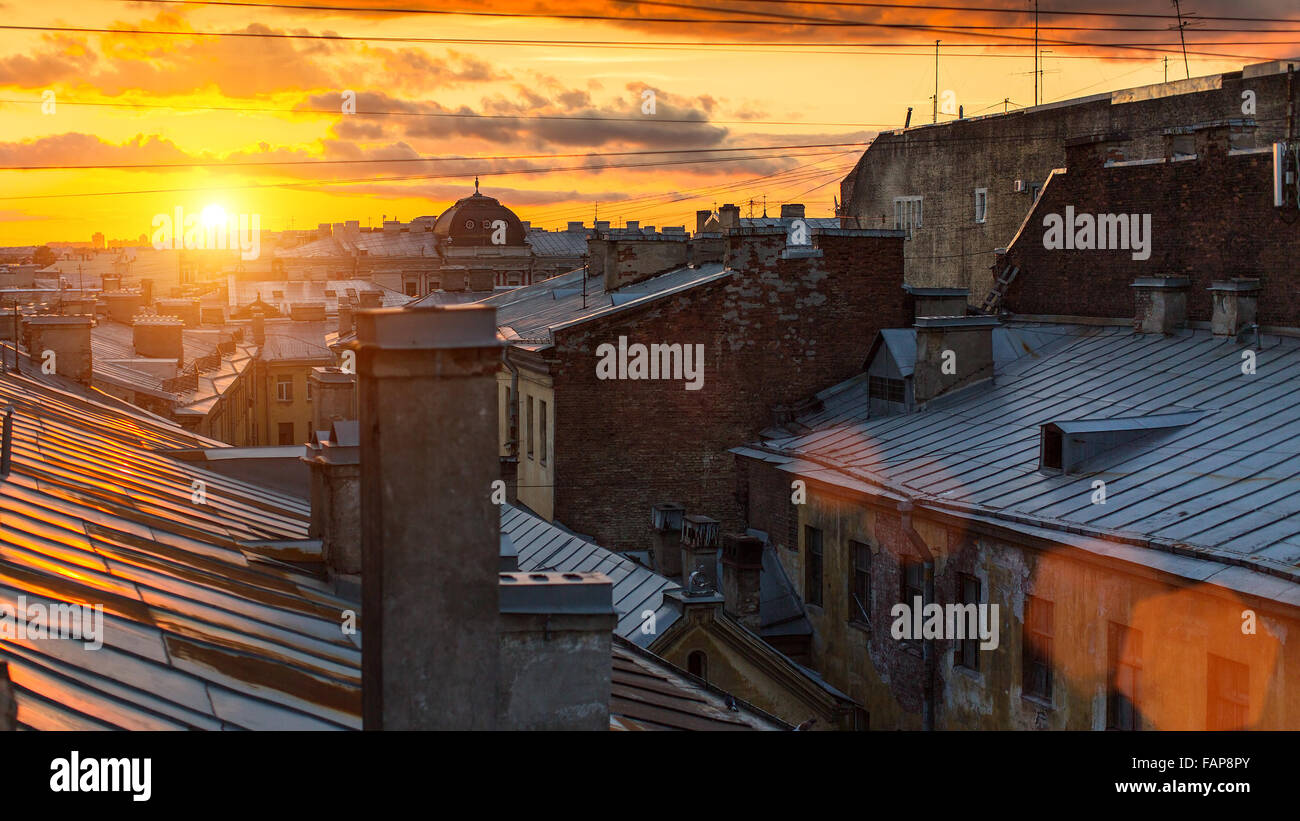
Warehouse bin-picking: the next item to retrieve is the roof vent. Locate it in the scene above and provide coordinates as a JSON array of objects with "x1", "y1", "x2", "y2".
[{"x1": 1039, "y1": 411, "x2": 1206, "y2": 473}]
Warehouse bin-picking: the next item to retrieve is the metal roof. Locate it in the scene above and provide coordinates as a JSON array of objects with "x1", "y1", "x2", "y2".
[
  {"x1": 747, "y1": 323, "x2": 1300, "y2": 581},
  {"x1": 501, "y1": 503, "x2": 680, "y2": 646},
  {"x1": 0, "y1": 371, "x2": 360, "y2": 730},
  {"x1": 0, "y1": 371, "x2": 781, "y2": 730},
  {"x1": 524, "y1": 230, "x2": 588, "y2": 258},
  {"x1": 463, "y1": 264, "x2": 729, "y2": 350}
]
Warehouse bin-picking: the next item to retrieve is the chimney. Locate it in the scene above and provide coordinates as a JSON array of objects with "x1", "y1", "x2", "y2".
[
  {"x1": 601, "y1": 234, "x2": 690, "y2": 291},
  {"x1": 303, "y1": 419, "x2": 361, "y2": 579},
  {"x1": 567, "y1": 221, "x2": 585, "y2": 232},
  {"x1": 102, "y1": 291, "x2": 143, "y2": 324},
  {"x1": 1131, "y1": 276, "x2": 1189, "y2": 334},
  {"x1": 624, "y1": 220, "x2": 639, "y2": 231},
  {"x1": 357, "y1": 290, "x2": 382, "y2": 309},
  {"x1": 680, "y1": 514, "x2": 721, "y2": 592},
  {"x1": 912, "y1": 315, "x2": 999, "y2": 405},
  {"x1": 904, "y1": 284, "x2": 969, "y2": 319},
  {"x1": 721, "y1": 533, "x2": 763, "y2": 631},
  {"x1": 497, "y1": 571, "x2": 614, "y2": 730},
  {"x1": 132, "y1": 315, "x2": 185, "y2": 366},
  {"x1": 101, "y1": 272, "x2": 122, "y2": 291},
  {"x1": 23, "y1": 315, "x2": 94, "y2": 384},
  {"x1": 650, "y1": 502, "x2": 686, "y2": 577},
  {"x1": 696, "y1": 209, "x2": 713, "y2": 233},
  {"x1": 310, "y1": 366, "x2": 356, "y2": 434},
  {"x1": 140, "y1": 278, "x2": 153, "y2": 306},
  {"x1": 338, "y1": 300, "x2": 354, "y2": 336},
  {"x1": 0, "y1": 661, "x2": 14, "y2": 731},
  {"x1": 251, "y1": 311, "x2": 265, "y2": 346},
  {"x1": 156, "y1": 298, "x2": 200, "y2": 327},
  {"x1": 354, "y1": 304, "x2": 502, "y2": 730},
  {"x1": 780, "y1": 203, "x2": 805, "y2": 219},
  {"x1": 1208, "y1": 278, "x2": 1261, "y2": 336},
  {"x1": 718, "y1": 203, "x2": 741, "y2": 232}
]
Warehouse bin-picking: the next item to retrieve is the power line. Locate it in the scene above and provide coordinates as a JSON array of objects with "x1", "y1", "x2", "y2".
[
  {"x1": 41, "y1": 3, "x2": 1273, "y2": 61},
  {"x1": 0, "y1": 23, "x2": 1280, "y2": 61},
  {"x1": 0, "y1": 148, "x2": 859, "y2": 201},
  {"x1": 666, "y1": 0, "x2": 1300, "y2": 24},
  {"x1": 0, "y1": 140, "x2": 869, "y2": 171},
  {"x1": 0, "y1": 96, "x2": 894, "y2": 129}
]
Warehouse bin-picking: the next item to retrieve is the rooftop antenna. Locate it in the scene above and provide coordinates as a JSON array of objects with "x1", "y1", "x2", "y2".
[
  {"x1": 1033, "y1": 0, "x2": 1039, "y2": 105},
  {"x1": 1170, "y1": 0, "x2": 1194, "y2": 79},
  {"x1": 932, "y1": 39, "x2": 940, "y2": 123}
]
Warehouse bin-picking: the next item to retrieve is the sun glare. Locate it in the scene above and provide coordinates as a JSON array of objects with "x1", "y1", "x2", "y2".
[{"x1": 200, "y1": 204, "x2": 228, "y2": 229}]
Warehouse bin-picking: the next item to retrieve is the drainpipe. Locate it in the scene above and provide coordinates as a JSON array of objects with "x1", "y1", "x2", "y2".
[
  {"x1": 898, "y1": 498, "x2": 936, "y2": 731},
  {"x1": 502, "y1": 349, "x2": 520, "y2": 459}
]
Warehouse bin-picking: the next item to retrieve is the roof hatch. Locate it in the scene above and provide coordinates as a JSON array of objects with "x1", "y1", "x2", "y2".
[{"x1": 1040, "y1": 410, "x2": 1207, "y2": 473}]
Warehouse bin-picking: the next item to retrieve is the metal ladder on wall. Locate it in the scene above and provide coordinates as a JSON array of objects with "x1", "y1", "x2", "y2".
[{"x1": 980, "y1": 264, "x2": 1018, "y2": 314}]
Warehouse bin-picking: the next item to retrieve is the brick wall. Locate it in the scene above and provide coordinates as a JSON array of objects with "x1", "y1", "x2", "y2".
[
  {"x1": 547, "y1": 229, "x2": 906, "y2": 550},
  {"x1": 842, "y1": 65, "x2": 1297, "y2": 300},
  {"x1": 1001, "y1": 138, "x2": 1300, "y2": 326}
]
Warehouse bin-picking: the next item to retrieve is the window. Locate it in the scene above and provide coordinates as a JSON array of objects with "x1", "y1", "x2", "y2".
[
  {"x1": 901, "y1": 556, "x2": 924, "y2": 607},
  {"x1": 306, "y1": 380, "x2": 314, "y2": 403},
  {"x1": 525, "y1": 396, "x2": 534, "y2": 460},
  {"x1": 1206, "y1": 654, "x2": 1248, "y2": 730},
  {"x1": 804, "y1": 525, "x2": 823, "y2": 607},
  {"x1": 869, "y1": 375, "x2": 905, "y2": 404},
  {"x1": 974, "y1": 187, "x2": 988, "y2": 223},
  {"x1": 955, "y1": 574, "x2": 981, "y2": 671},
  {"x1": 687, "y1": 651, "x2": 708, "y2": 682},
  {"x1": 1041, "y1": 426, "x2": 1063, "y2": 470},
  {"x1": 538, "y1": 399, "x2": 548, "y2": 466},
  {"x1": 849, "y1": 541, "x2": 871, "y2": 625},
  {"x1": 893, "y1": 196, "x2": 923, "y2": 237},
  {"x1": 277, "y1": 422, "x2": 295, "y2": 445},
  {"x1": 404, "y1": 281, "x2": 418, "y2": 297},
  {"x1": 1023, "y1": 596, "x2": 1054, "y2": 700},
  {"x1": 275, "y1": 375, "x2": 293, "y2": 402},
  {"x1": 1107, "y1": 622, "x2": 1142, "y2": 731}
]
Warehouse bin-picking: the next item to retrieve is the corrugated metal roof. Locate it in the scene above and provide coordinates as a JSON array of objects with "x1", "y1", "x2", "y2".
[
  {"x1": 524, "y1": 230, "x2": 587, "y2": 258},
  {"x1": 752, "y1": 323, "x2": 1300, "y2": 575}
]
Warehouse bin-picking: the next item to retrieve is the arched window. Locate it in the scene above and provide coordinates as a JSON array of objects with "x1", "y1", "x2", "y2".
[{"x1": 687, "y1": 651, "x2": 708, "y2": 682}]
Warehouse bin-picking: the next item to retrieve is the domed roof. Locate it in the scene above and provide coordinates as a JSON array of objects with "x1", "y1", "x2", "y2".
[{"x1": 432, "y1": 179, "x2": 527, "y2": 247}]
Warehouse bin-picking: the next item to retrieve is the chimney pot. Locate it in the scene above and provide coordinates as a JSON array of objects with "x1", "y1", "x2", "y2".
[
  {"x1": 1131, "y1": 276, "x2": 1189, "y2": 334},
  {"x1": 1207, "y1": 278, "x2": 1261, "y2": 337}
]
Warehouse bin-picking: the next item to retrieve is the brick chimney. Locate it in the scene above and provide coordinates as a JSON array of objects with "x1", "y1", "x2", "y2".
[
  {"x1": 1208, "y1": 278, "x2": 1261, "y2": 336},
  {"x1": 718, "y1": 203, "x2": 741, "y2": 232},
  {"x1": 1131, "y1": 276, "x2": 1189, "y2": 334},
  {"x1": 650, "y1": 502, "x2": 686, "y2": 577},
  {"x1": 310, "y1": 366, "x2": 356, "y2": 435},
  {"x1": 497, "y1": 571, "x2": 614, "y2": 730},
  {"x1": 132, "y1": 315, "x2": 185, "y2": 365},
  {"x1": 251, "y1": 311, "x2": 265, "y2": 346},
  {"x1": 23, "y1": 315, "x2": 94, "y2": 384},
  {"x1": 140, "y1": 278, "x2": 153, "y2": 307},
  {"x1": 780, "y1": 203, "x2": 805, "y2": 219},
  {"x1": 338, "y1": 300, "x2": 354, "y2": 336},
  {"x1": 601, "y1": 234, "x2": 690, "y2": 291},
  {"x1": 680, "y1": 514, "x2": 721, "y2": 592},
  {"x1": 354, "y1": 304, "x2": 502, "y2": 730},
  {"x1": 303, "y1": 419, "x2": 361, "y2": 579},
  {"x1": 102, "y1": 291, "x2": 143, "y2": 324},
  {"x1": 904, "y1": 284, "x2": 969, "y2": 319},
  {"x1": 696, "y1": 209, "x2": 713, "y2": 233},
  {"x1": 912, "y1": 315, "x2": 999, "y2": 405},
  {"x1": 721, "y1": 532, "x2": 763, "y2": 631}
]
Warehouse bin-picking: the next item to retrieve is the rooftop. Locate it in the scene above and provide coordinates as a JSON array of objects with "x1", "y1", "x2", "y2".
[{"x1": 741, "y1": 321, "x2": 1300, "y2": 596}]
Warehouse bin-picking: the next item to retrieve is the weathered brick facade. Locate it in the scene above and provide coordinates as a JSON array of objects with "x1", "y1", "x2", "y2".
[
  {"x1": 841, "y1": 62, "x2": 1297, "y2": 299},
  {"x1": 544, "y1": 229, "x2": 906, "y2": 550},
  {"x1": 1000, "y1": 132, "x2": 1300, "y2": 326}
]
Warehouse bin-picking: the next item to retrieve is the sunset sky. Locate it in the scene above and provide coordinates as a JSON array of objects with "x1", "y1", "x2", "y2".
[{"x1": 0, "y1": 0, "x2": 1296, "y2": 245}]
